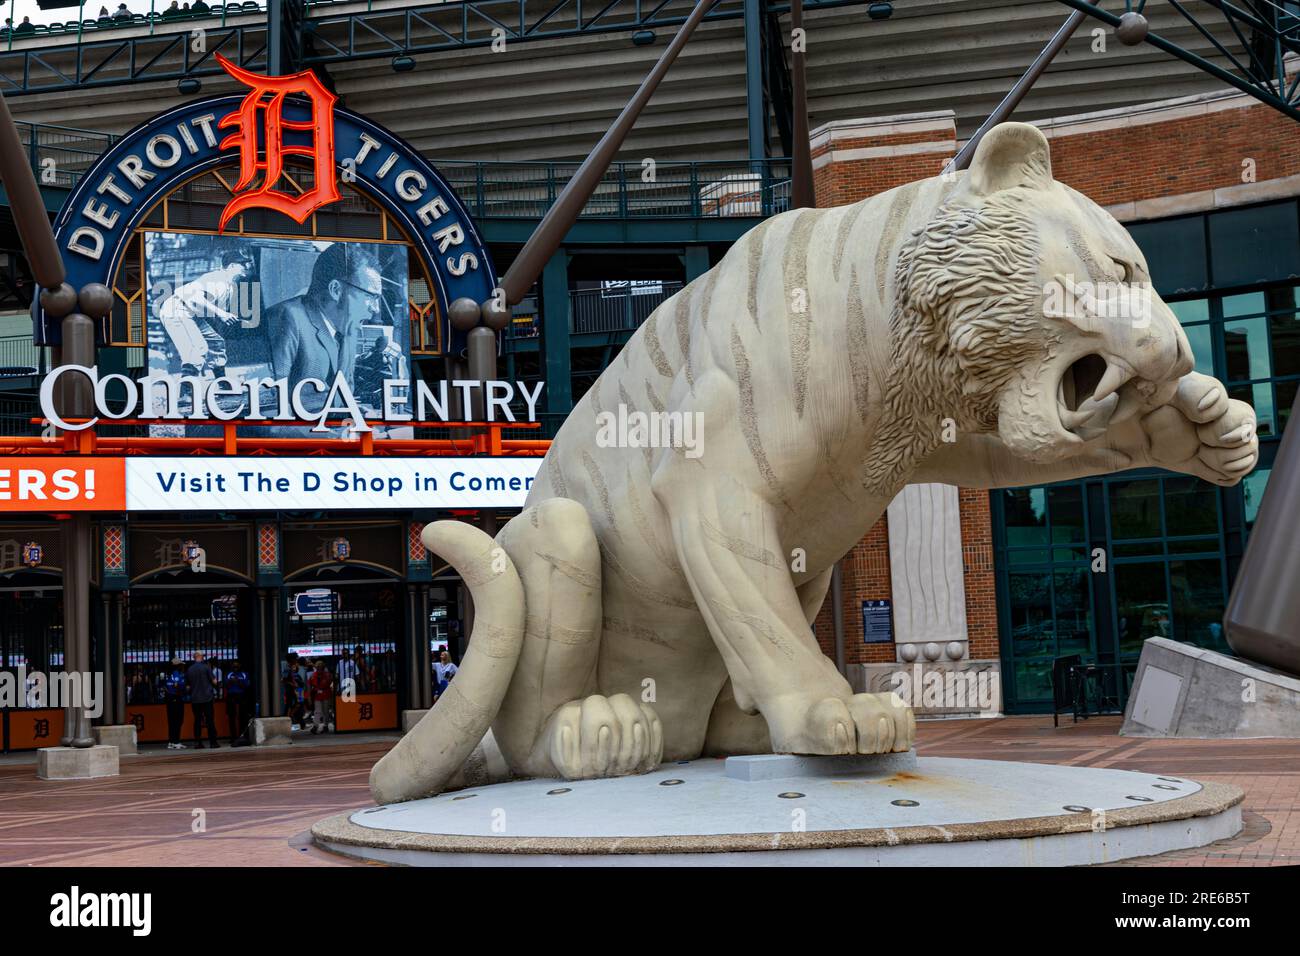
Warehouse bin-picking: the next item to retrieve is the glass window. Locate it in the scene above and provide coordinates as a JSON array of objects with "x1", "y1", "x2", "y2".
[
  {"x1": 1008, "y1": 549, "x2": 1051, "y2": 565},
  {"x1": 1167, "y1": 538, "x2": 1219, "y2": 555},
  {"x1": 1241, "y1": 467, "x2": 1271, "y2": 529},
  {"x1": 1109, "y1": 479, "x2": 1162, "y2": 539},
  {"x1": 1008, "y1": 572, "x2": 1053, "y2": 658},
  {"x1": 1012, "y1": 659, "x2": 1054, "y2": 702},
  {"x1": 1270, "y1": 310, "x2": 1300, "y2": 378},
  {"x1": 1115, "y1": 541, "x2": 1160, "y2": 558},
  {"x1": 1223, "y1": 317, "x2": 1271, "y2": 381},
  {"x1": 1162, "y1": 477, "x2": 1219, "y2": 536},
  {"x1": 1277, "y1": 379, "x2": 1297, "y2": 434},
  {"x1": 1169, "y1": 298, "x2": 1210, "y2": 323},
  {"x1": 1048, "y1": 485, "x2": 1084, "y2": 542},
  {"x1": 1209, "y1": 203, "x2": 1300, "y2": 289},
  {"x1": 1114, "y1": 562, "x2": 1171, "y2": 655},
  {"x1": 1228, "y1": 382, "x2": 1274, "y2": 437},
  {"x1": 1003, "y1": 488, "x2": 1048, "y2": 547},
  {"x1": 1130, "y1": 217, "x2": 1207, "y2": 295},
  {"x1": 1182, "y1": 323, "x2": 1215, "y2": 377},
  {"x1": 1169, "y1": 559, "x2": 1227, "y2": 650},
  {"x1": 1222, "y1": 291, "x2": 1266, "y2": 318},
  {"x1": 1053, "y1": 570, "x2": 1092, "y2": 655}
]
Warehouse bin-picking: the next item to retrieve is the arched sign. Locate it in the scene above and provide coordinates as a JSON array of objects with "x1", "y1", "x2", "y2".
[{"x1": 38, "y1": 60, "x2": 496, "y2": 352}]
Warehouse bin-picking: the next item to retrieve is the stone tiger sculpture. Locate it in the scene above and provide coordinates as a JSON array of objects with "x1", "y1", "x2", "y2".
[{"x1": 370, "y1": 123, "x2": 1258, "y2": 803}]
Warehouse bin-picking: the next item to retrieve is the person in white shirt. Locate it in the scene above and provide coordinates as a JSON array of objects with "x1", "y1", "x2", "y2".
[{"x1": 433, "y1": 650, "x2": 458, "y2": 698}]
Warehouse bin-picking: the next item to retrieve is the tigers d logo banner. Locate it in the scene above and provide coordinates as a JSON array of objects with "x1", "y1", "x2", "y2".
[{"x1": 215, "y1": 53, "x2": 341, "y2": 232}]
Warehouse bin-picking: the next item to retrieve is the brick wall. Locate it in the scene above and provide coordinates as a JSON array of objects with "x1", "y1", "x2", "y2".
[
  {"x1": 810, "y1": 113, "x2": 957, "y2": 208},
  {"x1": 812, "y1": 515, "x2": 894, "y2": 665},
  {"x1": 1039, "y1": 94, "x2": 1300, "y2": 211}
]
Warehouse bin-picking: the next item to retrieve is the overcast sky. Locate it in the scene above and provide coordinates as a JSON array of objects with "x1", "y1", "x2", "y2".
[{"x1": 4, "y1": 0, "x2": 231, "y2": 25}]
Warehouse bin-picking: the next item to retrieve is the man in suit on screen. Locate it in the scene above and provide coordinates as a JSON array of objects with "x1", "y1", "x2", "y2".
[{"x1": 268, "y1": 242, "x2": 382, "y2": 416}]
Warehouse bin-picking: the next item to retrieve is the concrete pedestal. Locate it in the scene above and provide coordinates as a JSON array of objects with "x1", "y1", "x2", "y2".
[
  {"x1": 849, "y1": 661, "x2": 1003, "y2": 716},
  {"x1": 250, "y1": 717, "x2": 292, "y2": 746},
  {"x1": 314, "y1": 754, "x2": 1242, "y2": 866},
  {"x1": 93, "y1": 725, "x2": 138, "y2": 756},
  {"x1": 402, "y1": 709, "x2": 429, "y2": 734},
  {"x1": 1122, "y1": 637, "x2": 1300, "y2": 738},
  {"x1": 37, "y1": 745, "x2": 119, "y2": 780},
  {"x1": 726, "y1": 750, "x2": 916, "y2": 781}
]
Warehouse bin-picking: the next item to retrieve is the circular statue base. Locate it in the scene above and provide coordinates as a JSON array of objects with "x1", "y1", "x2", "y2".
[{"x1": 313, "y1": 753, "x2": 1242, "y2": 866}]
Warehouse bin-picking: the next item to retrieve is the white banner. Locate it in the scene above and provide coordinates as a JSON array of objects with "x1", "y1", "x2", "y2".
[{"x1": 124, "y1": 457, "x2": 542, "y2": 511}]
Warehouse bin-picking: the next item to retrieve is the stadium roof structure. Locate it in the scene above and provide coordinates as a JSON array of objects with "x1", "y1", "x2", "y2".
[{"x1": 2, "y1": 0, "x2": 1296, "y2": 169}]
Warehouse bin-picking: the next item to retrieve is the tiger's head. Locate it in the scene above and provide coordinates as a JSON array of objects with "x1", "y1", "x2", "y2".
[{"x1": 891, "y1": 122, "x2": 1194, "y2": 466}]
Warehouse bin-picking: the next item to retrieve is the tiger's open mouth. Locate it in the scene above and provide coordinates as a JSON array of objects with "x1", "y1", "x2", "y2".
[{"x1": 1055, "y1": 352, "x2": 1127, "y2": 438}]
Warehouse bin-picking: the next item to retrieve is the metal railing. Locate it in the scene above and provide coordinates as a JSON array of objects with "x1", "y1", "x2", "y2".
[
  {"x1": 569, "y1": 281, "x2": 683, "y2": 335},
  {"x1": 16, "y1": 122, "x2": 119, "y2": 190},
  {"x1": 0, "y1": 394, "x2": 39, "y2": 435},
  {"x1": 0, "y1": 336, "x2": 40, "y2": 375},
  {"x1": 0, "y1": 3, "x2": 265, "y2": 45},
  {"x1": 436, "y1": 158, "x2": 791, "y2": 221},
  {"x1": 17, "y1": 127, "x2": 792, "y2": 221}
]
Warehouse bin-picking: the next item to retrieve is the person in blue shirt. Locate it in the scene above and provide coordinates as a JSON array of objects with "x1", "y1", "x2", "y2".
[
  {"x1": 224, "y1": 659, "x2": 253, "y2": 746},
  {"x1": 162, "y1": 658, "x2": 189, "y2": 750}
]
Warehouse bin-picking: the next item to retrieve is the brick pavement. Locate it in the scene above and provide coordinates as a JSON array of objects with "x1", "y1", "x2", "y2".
[{"x1": 0, "y1": 716, "x2": 1294, "y2": 866}]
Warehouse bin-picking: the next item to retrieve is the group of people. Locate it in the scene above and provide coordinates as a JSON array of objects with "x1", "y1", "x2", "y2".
[
  {"x1": 153, "y1": 653, "x2": 253, "y2": 750},
  {"x1": 2, "y1": 2, "x2": 216, "y2": 35},
  {"x1": 122, "y1": 645, "x2": 455, "y2": 748},
  {"x1": 280, "y1": 647, "x2": 379, "y2": 734}
]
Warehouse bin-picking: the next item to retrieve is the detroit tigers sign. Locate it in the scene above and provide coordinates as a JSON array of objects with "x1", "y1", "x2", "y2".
[{"x1": 38, "y1": 56, "x2": 495, "y2": 352}]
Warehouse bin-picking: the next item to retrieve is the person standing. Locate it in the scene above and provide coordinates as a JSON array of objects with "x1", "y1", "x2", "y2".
[
  {"x1": 335, "y1": 649, "x2": 357, "y2": 699},
  {"x1": 224, "y1": 659, "x2": 252, "y2": 745},
  {"x1": 307, "y1": 660, "x2": 334, "y2": 734},
  {"x1": 268, "y1": 243, "x2": 379, "y2": 404},
  {"x1": 186, "y1": 652, "x2": 220, "y2": 749},
  {"x1": 352, "y1": 644, "x2": 371, "y2": 693},
  {"x1": 433, "y1": 650, "x2": 458, "y2": 699},
  {"x1": 209, "y1": 658, "x2": 224, "y2": 703},
  {"x1": 158, "y1": 247, "x2": 256, "y2": 378},
  {"x1": 282, "y1": 659, "x2": 306, "y2": 729},
  {"x1": 163, "y1": 658, "x2": 188, "y2": 750}
]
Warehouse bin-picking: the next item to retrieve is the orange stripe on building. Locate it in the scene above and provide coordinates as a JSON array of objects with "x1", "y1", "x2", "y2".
[{"x1": 0, "y1": 457, "x2": 126, "y2": 511}]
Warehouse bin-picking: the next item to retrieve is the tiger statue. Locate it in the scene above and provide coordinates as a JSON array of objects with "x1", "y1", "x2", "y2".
[{"x1": 370, "y1": 122, "x2": 1258, "y2": 803}]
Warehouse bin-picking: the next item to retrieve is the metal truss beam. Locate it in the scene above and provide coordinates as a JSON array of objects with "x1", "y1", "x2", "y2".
[
  {"x1": 0, "y1": 25, "x2": 269, "y2": 95},
  {"x1": 301, "y1": 0, "x2": 868, "y2": 65},
  {"x1": 0, "y1": 0, "x2": 869, "y2": 94},
  {"x1": 1056, "y1": 0, "x2": 1300, "y2": 122}
]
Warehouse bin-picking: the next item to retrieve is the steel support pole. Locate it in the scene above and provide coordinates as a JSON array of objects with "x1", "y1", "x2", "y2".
[
  {"x1": 500, "y1": 0, "x2": 719, "y2": 305},
  {"x1": 947, "y1": 11, "x2": 1087, "y2": 172},
  {"x1": 258, "y1": 590, "x2": 272, "y2": 718},
  {"x1": 466, "y1": 325, "x2": 496, "y2": 422},
  {"x1": 419, "y1": 586, "x2": 432, "y2": 709},
  {"x1": 789, "y1": 0, "x2": 814, "y2": 208},
  {"x1": 0, "y1": 93, "x2": 63, "y2": 287},
  {"x1": 744, "y1": 0, "x2": 767, "y2": 165}
]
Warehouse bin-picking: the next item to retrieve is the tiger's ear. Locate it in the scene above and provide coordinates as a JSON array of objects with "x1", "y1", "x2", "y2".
[{"x1": 966, "y1": 122, "x2": 1053, "y2": 195}]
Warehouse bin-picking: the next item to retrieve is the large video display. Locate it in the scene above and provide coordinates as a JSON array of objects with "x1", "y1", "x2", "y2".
[{"x1": 144, "y1": 232, "x2": 412, "y2": 437}]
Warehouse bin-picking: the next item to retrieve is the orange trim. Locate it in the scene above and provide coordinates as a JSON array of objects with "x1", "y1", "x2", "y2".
[
  {"x1": 0, "y1": 457, "x2": 127, "y2": 510},
  {"x1": 0, "y1": 436, "x2": 549, "y2": 458}
]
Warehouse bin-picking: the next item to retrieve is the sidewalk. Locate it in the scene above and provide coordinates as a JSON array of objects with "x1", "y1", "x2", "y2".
[{"x1": 0, "y1": 716, "x2": 1294, "y2": 866}]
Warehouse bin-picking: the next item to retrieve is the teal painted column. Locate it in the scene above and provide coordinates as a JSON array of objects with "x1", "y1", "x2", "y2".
[
  {"x1": 744, "y1": 0, "x2": 766, "y2": 163},
  {"x1": 683, "y1": 245, "x2": 711, "y2": 282},
  {"x1": 540, "y1": 250, "x2": 572, "y2": 416}
]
